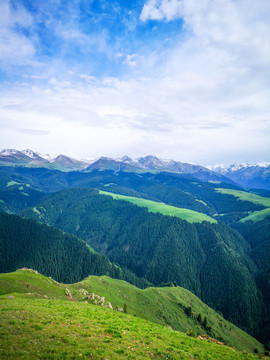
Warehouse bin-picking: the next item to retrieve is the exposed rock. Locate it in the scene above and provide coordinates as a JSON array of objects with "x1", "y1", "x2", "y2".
[
  {"x1": 107, "y1": 302, "x2": 113, "y2": 310},
  {"x1": 82, "y1": 292, "x2": 113, "y2": 310},
  {"x1": 21, "y1": 268, "x2": 39, "y2": 275},
  {"x1": 197, "y1": 335, "x2": 224, "y2": 345},
  {"x1": 79, "y1": 288, "x2": 89, "y2": 297},
  {"x1": 65, "y1": 288, "x2": 72, "y2": 298},
  {"x1": 8, "y1": 295, "x2": 14, "y2": 299},
  {"x1": 114, "y1": 305, "x2": 124, "y2": 312}
]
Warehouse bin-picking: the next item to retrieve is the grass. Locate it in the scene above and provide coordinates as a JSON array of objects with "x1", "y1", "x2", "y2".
[
  {"x1": 215, "y1": 189, "x2": 270, "y2": 207},
  {"x1": 1, "y1": 293, "x2": 262, "y2": 360},
  {"x1": 0, "y1": 269, "x2": 264, "y2": 355},
  {"x1": 99, "y1": 190, "x2": 217, "y2": 224},
  {"x1": 239, "y1": 208, "x2": 270, "y2": 222},
  {"x1": 215, "y1": 188, "x2": 270, "y2": 222}
]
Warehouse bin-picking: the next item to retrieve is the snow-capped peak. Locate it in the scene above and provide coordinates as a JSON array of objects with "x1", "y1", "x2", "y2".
[
  {"x1": 208, "y1": 161, "x2": 270, "y2": 173},
  {"x1": 39, "y1": 153, "x2": 58, "y2": 162},
  {"x1": 21, "y1": 149, "x2": 41, "y2": 159},
  {"x1": 0, "y1": 149, "x2": 21, "y2": 156}
]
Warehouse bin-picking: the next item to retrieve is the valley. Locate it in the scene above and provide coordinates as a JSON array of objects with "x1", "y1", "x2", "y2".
[{"x1": 0, "y1": 150, "x2": 269, "y2": 357}]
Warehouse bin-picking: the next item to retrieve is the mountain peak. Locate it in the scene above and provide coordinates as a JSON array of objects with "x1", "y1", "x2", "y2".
[
  {"x1": 0, "y1": 149, "x2": 21, "y2": 156},
  {"x1": 21, "y1": 149, "x2": 43, "y2": 160},
  {"x1": 137, "y1": 155, "x2": 165, "y2": 169},
  {"x1": 121, "y1": 155, "x2": 133, "y2": 162}
]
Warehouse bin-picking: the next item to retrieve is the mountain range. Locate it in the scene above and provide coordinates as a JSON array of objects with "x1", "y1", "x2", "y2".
[{"x1": 1, "y1": 149, "x2": 270, "y2": 189}]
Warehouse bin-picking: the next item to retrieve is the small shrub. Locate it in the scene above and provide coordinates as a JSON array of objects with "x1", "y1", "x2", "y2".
[
  {"x1": 186, "y1": 330, "x2": 197, "y2": 337},
  {"x1": 185, "y1": 306, "x2": 192, "y2": 317},
  {"x1": 115, "y1": 349, "x2": 125, "y2": 354}
]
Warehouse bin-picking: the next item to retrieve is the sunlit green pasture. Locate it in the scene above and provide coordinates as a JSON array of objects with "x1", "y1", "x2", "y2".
[
  {"x1": 239, "y1": 208, "x2": 270, "y2": 223},
  {"x1": 0, "y1": 289, "x2": 262, "y2": 358},
  {"x1": 0, "y1": 269, "x2": 264, "y2": 355},
  {"x1": 215, "y1": 188, "x2": 270, "y2": 207},
  {"x1": 215, "y1": 188, "x2": 270, "y2": 222},
  {"x1": 99, "y1": 190, "x2": 217, "y2": 223}
]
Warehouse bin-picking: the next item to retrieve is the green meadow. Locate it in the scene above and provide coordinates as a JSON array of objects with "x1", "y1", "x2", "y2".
[
  {"x1": 215, "y1": 188, "x2": 270, "y2": 222},
  {"x1": 239, "y1": 208, "x2": 270, "y2": 222},
  {"x1": 99, "y1": 190, "x2": 217, "y2": 223},
  {"x1": 2, "y1": 295, "x2": 262, "y2": 360},
  {"x1": 0, "y1": 269, "x2": 264, "y2": 358}
]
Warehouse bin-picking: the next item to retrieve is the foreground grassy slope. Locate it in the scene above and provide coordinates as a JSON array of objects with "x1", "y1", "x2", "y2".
[
  {"x1": 99, "y1": 190, "x2": 217, "y2": 223},
  {"x1": 0, "y1": 269, "x2": 264, "y2": 355},
  {"x1": 2, "y1": 295, "x2": 262, "y2": 360},
  {"x1": 215, "y1": 188, "x2": 270, "y2": 222}
]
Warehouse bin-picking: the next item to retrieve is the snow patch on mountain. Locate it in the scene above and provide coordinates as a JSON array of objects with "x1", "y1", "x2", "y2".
[
  {"x1": 40, "y1": 153, "x2": 58, "y2": 162},
  {"x1": 21, "y1": 149, "x2": 42, "y2": 160},
  {"x1": 208, "y1": 162, "x2": 270, "y2": 173},
  {"x1": 0, "y1": 149, "x2": 21, "y2": 156}
]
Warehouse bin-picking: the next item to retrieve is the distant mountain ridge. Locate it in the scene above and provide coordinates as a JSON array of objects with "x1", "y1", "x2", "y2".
[
  {"x1": 0, "y1": 149, "x2": 234, "y2": 183},
  {"x1": 0, "y1": 149, "x2": 89, "y2": 171},
  {"x1": 1, "y1": 149, "x2": 269, "y2": 188},
  {"x1": 208, "y1": 162, "x2": 270, "y2": 190}
]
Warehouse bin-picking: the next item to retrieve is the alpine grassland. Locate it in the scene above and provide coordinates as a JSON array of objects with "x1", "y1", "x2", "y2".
[
  {"x1": 239, "y1": 208, "x2": 270, "y2": 222},
  {"x1": 0, "y1": 269, "x2": 265, "y2": 359},
  {"x1": 99, "y1": 190, "x2": 217, "y2": 223},
  {"x1": 215, "y1": 188, "x2": 270, "y2": 222},
  {"x1": 215, "y1": 189, "x2": 270, "y2": 207}
]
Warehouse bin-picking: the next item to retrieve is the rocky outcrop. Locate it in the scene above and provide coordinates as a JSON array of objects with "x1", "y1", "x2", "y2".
[
  {"x1": 79, "y1": 289, "x2": 113, "y2": 309},
  {"x1": 65, "y1": 288, "x2": 72, "y2": 298}
]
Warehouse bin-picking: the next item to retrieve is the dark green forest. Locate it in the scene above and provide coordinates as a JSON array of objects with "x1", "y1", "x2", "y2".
[
  {"x1": 0, "y1": 212, "x2": 150, "y2": 288},
  {"x1": 233, "y1": 218, "x2": 270, "y2": 346}
]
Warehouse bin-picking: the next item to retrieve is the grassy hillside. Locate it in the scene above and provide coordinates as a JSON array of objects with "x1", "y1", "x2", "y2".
[
  {"x1": 215, "y1": 188, "x2": 270, "y2": 222},
  {"x1": 99, "y1": 190, "x2": 217, "y2": 223},
  {"x1": 240, "y1": 208, "x2": 270, "y2": 222},
  {"x1": 2, "y1": 296, "x2": 262, "y2": 360},
  {"x1": 0, "y1": 269, "x2": 265, "y2": 357},
  {"x1": 215, "y1": 189, "x2": 270, "y2": 207},
  {"x1": 72, "y1": 275, "x2": 264, "y2": 353}
]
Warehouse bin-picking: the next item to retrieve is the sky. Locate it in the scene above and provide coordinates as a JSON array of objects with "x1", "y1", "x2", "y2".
[{"x1": 0, "y1": 0, "x2": 270, "y2": 165}]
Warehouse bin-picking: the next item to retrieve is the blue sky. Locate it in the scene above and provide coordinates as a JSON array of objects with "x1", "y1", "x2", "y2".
[{"x1": 0, "y1": 0, "x2": 270, "y2": 165}]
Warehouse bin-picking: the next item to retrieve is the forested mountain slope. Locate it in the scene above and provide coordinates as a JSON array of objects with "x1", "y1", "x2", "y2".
[
  {"x1": 21, "y1": 187, "x2": 263, "y2": 340},
  {"x1": 232, "y1": 217, "x2": 270, "y2": 347},
  {"x1": 0, "y1": 167, "x2": 265, "y2": 217},
  {"x1": 0, "y1": 213, "x2": 149, "y2": 288},
  {"x1": 0, "y1": 181, "x2": 45, "y2": 214}
]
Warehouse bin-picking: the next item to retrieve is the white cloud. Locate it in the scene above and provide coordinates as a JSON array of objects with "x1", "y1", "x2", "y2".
[
  {"x1": 124, "y1": 54, "x2": 138, "y2": 67},
  {"x1": 140, "y1": 0, "x2": 183, "y2": 22},
  {"x1": 0, "y1": 0, "x2": 269, "y2": 164},
  {"x1": 0, "y1": 0, "x2": 35, "y2": 63}
]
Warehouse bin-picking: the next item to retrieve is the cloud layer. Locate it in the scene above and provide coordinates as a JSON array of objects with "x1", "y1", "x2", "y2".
[{"x1": 0, "y1": 0, "x2": 269, "y2": 164}]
